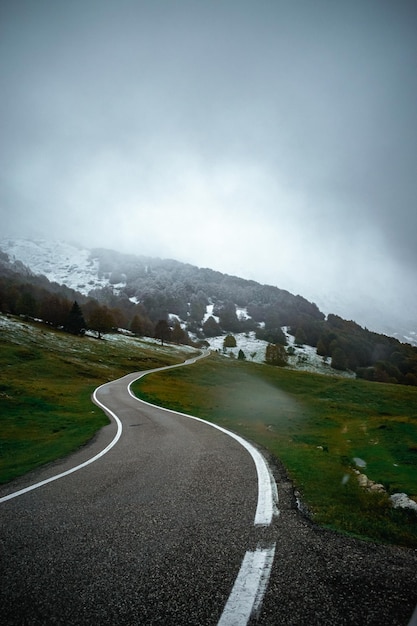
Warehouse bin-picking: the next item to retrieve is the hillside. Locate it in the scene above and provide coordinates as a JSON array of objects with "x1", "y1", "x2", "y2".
[{"x1": 1, "y1": 238, "x2": 417, "y2": 385}]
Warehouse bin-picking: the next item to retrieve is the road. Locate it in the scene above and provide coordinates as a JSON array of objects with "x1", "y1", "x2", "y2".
[
  {"x1": 1, "y1": 354, "x2": 417, "y2": 625},
  {"x1": 0, "y1": 354, "x2": 278, "y2": 625}
]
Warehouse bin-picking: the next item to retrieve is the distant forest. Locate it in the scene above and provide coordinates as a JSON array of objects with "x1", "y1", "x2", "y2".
[{"x1": 1, "y1": 247, "x2": 416, "y2": 386}]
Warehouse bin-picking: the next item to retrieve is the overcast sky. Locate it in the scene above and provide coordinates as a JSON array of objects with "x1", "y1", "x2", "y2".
[{"x1": 1, "y1": 0, "x2": 416, "y2": 332}]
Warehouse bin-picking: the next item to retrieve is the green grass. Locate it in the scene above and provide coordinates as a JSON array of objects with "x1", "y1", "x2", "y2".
[
  {"x1": 0, "y1": 315, "x2": 195, "y2": 483},
  {"x1": 132, "y1": 354, "x2": 417, "y2": 548},
  {"x1": 3, "y1": 314, "x2": 417, "y2": 547}
]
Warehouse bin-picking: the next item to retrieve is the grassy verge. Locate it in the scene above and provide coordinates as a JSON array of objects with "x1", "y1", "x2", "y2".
[
  {"x1": 132, "y1": 354, "x2": 417, "y2": 548},
  {"x1": 0, "y1": 315, "x2": 195, "y2": 483}
]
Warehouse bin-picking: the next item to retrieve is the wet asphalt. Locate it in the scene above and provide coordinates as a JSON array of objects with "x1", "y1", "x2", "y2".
[{"x1": 1, "y1": 369, "x2": 417, "y2": 625}]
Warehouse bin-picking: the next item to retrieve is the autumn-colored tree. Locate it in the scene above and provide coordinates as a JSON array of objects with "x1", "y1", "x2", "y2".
[
  {"x1": 88, "y1": 305, "x2": 115, "y2": 339},
  {"x1": 265, "y1": 343, "x2": 288, "y2": 366},
  {"x1": 130, "y1": 314, "x2": 144, "y2": 336},
  {"x1": 171, "y1": 322, "x2": 189, "y2": 345},
  {"x1": 154, "y1": 319, "x2": 171, "y2": 345},
  {"x1": 294, "y1": 327, "x2": 307, "y2": 346},
  {"x1": 39, "y1": 294, "x2": 70, "y2": 327},
  {"x1": 331, "y1": 346, "x2": 348, "y2": 371},
  {"x1": 223, "y1": 334, "x2": 237, "y2": 349}
]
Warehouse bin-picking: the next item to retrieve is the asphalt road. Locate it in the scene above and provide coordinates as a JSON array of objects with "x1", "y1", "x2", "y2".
[{"x1": 1, "y1": 356, "x2": 417, "y2": 625}]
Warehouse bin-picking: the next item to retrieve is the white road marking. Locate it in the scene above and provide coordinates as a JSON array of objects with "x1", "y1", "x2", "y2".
[
  {"x1": 217, "y1": 544, "x2": 276, "y2": 626},
  {"x1": 0, "y1": 380, "x2": 123, "y2": 503},
  {"x1": 0, "y1": 352, "x2": 209, "y2": 504},
  {"x1": 1, "y1": 349, "x2": 277, "y2": 624},
  {"x1": 128, "y1": 374, "x2": 279, "y2": 526},
  {"x1": 127, "y1": 368, "x2": 279, "y2": 625}
]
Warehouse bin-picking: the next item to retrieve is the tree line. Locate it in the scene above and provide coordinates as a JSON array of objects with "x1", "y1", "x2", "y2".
[
  {"x1": 0, "y1": 274, "x2": 191, "y2": 346},
  {"x1": 1, "y1": 253, "x2": 416, "y2": 386},
  {"x1": 285, "y1": 314, "x2": 417, "y2": 385}
]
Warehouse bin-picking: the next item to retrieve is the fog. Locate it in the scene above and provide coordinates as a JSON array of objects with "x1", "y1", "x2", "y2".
[{"x1": 1, "y1": 0, "x2": 416, "y2": 333}]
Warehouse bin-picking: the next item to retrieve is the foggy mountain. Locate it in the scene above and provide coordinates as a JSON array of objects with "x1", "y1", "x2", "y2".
[
  {"x1": 1, "y1": 238, "x2": 416, "y2": 346},
  {"x1": 1, "y1": 237, "x2": 417, "y2": 386}
]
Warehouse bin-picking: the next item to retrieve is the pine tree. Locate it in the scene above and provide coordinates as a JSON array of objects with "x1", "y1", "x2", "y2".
[
  {"x1": 202, "y1": 316, "x2": 221, "y2": 337},
  {"x1": 65, "y1": 301, "x2": 86, "y2": 335}
]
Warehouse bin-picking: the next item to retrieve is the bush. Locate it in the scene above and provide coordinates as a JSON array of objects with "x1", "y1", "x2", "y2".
[{"x1": 223, "y1": 334, "x2": 237, "y2": 348}]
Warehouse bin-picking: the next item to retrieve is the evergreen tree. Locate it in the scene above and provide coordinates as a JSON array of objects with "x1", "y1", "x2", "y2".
[
  {"x1": 65, "y1": 301, "x2": 87, "y2": 335},
  {"x1": 202, "y1": 316, "x2": 221, "y2": 337}
]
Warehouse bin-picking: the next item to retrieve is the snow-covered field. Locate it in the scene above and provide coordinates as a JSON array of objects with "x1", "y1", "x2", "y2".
[{"x1": 205, "y1": 328, "x2": 355, "y2": 378}]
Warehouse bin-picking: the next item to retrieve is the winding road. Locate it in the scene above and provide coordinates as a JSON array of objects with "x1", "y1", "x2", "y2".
[
  {"x1": 0, "y1": 353, "x2": 278, "y2": 625},
  {"x1": 1, "y1": 352, "x2": 417, "y2": 625}
]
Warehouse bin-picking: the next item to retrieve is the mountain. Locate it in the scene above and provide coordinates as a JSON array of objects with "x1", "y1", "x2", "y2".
[{"x1": 1, "y1": 238, "x2": 416, "y2": 385}]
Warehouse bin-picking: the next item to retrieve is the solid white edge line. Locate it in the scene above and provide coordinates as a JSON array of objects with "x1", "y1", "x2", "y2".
[
  {"x1": 0, "y1": 380, "x2": 123, "y2": 503},
  {"x1": 127, "y1": 360, "x2": 279, "y2": 624},
  {"x1": 0, "y1": 351, "x2": 208, "y2": 504},
  {"x1": 2, "y1": 349, "x2": 277, "y2": 624},
  {"x1": 127, "y1": 375, "x2": 279, "y2": 526}
]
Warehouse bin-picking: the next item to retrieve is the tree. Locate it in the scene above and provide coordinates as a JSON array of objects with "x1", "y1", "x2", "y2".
[
  {"x1": 16, "y1": 290, "x2": 37, "y2": 318},
  {"x1": 331, "y1": 346, "x2": 348, "y2": 371},
  {"x1": 189, "y1": 295, "x2": 207, "y2": 322},
  {"x1": 223, "y1": 334, "x2": 237, "y2": 348},
  {"x1": 294, "y1": 327, "x2": 307, "y2": 346},
  {"x1": 130, "y1": 314, "x2": 144, "y2": 336},
  {"x1": 202, "y1": 316, "x2": 221, "y2": 337},
  {"x1": 171, "y1": 322, "x2": 189, "y2": 345},
  {"x1": 88, "y1": 305, "x2": 115, "y2": 339},
  {"x1": 217, "y1": 301, "x2": 240, "y2": 332},
  {"x1": 154, "y1": 319, "x2": 171, "y2": 345},
  {"x1": 238, "y1": 349, "x2": 246, "y2": 360},
  {"x1": 316, "y1": 337, "x2": 328, "y2": 357},
  {"x1": 65, "y1": 301, "x2": 86, "y2": 335},
  {"x1": 40, "y1": 294, "x2": 70, "y2": 327},
  {"x1": 265, "y1": 343, "x2": 288, "y2": 366},
  {"x1": 256, "y1": 326, "x2": 286, "y2": 345}
]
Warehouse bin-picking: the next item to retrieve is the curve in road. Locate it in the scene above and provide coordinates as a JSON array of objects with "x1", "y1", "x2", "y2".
[{"x1": 1, "y1": 350, "x2": 279, "y2": 624}]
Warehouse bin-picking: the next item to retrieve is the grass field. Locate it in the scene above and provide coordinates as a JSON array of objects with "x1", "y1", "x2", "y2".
[
  {"x1": 0, "y1": 314, "x2": 196, "y2": 483},
  {"x1": 2, "y1": 313, "x2": 417, "y2": 547},
  {"x1": 132, "y1": 354, "x2": 417, "y2": 548}
]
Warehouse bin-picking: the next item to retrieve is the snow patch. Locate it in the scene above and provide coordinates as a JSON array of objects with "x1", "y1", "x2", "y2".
[{"x1": 0, "y1": 238, "x2": 113, "y2": 295}]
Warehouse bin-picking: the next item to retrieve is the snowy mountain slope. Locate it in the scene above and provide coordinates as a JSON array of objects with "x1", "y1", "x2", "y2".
[
  {"x1": 205, "y1": 329, "x2": 354, "y2": 377},
  {"x1": 0, "y1": 238, "x2": 110, "y2": 295},
  {"x1": 1, "y1": 237, "x2": 416, "y2": 347}
]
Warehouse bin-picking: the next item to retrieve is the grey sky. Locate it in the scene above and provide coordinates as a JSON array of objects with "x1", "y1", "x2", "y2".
[{"x1": 1, "y1": 0, "x2": 416, "y2": 331}]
